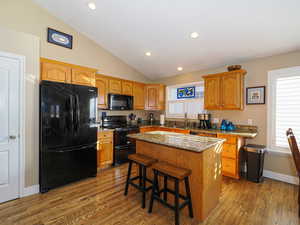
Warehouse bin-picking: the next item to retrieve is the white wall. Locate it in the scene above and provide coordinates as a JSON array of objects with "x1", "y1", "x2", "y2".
[{"x1": 0, "y1": 27, "x2": 40, "y2": 187}]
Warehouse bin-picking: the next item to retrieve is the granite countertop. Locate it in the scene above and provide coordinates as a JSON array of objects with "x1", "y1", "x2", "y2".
[
  {"x1": 140, "y1": 125, "x2": 257, "y2": 138},
  {"x1": 127, "y1": 131, "x2": 225, "y2": 153},
  {"x1": 98, "y1": 128, "x2": 114, "y2": 132}
]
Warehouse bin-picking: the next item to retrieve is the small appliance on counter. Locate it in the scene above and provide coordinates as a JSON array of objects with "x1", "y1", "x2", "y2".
[
  {"x1": 198, "y1": 113, "x2": 211, "y2": 129},
  {"x1": 149, "y1": 113, "x2": 155, "y2": 125}
]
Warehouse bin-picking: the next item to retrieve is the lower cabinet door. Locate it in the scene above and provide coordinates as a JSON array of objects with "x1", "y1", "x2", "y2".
[{"x1": 222, "y1": 157, "x2": 237, "y2": 177}]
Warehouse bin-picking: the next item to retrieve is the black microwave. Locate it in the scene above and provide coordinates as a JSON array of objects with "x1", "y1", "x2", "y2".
[{"x1": 108, "y1": 94, "x2": 133, "y2": 110}]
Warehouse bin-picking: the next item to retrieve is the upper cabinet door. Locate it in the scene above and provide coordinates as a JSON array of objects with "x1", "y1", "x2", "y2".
[
  {"x1": 221, "y1": 73, "x2": 242, "y2": 110},
  {"x1": 203, "y1": 70, "x2": 246, "y2": 110},
  {"x1": 40, "y1": 58, "x2": 97, "y2": 87},
  {"x1": 133, "y1": 82, "x2": 145, "y2": 110},
  {"x1": 71, "y1": 68, "x2": 96, "y2": 87},
  {"x1": 95, "y1": 76, "x2": 109, "y2": 109},
  {"x1": 41, "y1": 61, "x2": 71, "y2": 83},
  {"x1": 109, "y1": 79, "x2": 122, "y2": 94},
  {"x1": 122, "y1": 81, "x2": 133, "y2": 96},
  {"x1": 145, "y1": 84, "x2": 165, "y2": 110},
  {"x1": 204, "y1": 77, "x2": 221, "y2": 110}
]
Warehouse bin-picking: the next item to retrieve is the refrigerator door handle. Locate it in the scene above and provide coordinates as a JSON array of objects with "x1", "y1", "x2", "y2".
[
  {"x1": 68, "y1": 95, "x2": 74, "y2": 132},
  {"x1": 74, "y1": 95, "x2": 80, "y2": 132}
]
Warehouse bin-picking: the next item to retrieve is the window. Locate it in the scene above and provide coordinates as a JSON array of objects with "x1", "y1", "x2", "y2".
[
  {"x1": 166, "y1": 82, "x2": 205, "y2": 119},
  {"x1": 268, "y1": 66, "x2": 300, "y2": 152}
]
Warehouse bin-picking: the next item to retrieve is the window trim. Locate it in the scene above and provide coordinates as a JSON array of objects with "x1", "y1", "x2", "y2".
[
  {"x1": 267, "y1": 66, "x2": 300, "y2": 153},
  {"x1": 165, "y1": 81, "x2": 204, "y2": 119}
]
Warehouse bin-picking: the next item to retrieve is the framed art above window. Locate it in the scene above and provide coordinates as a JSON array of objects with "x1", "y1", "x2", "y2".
[{"x1": 166, "y1": 82, "x2": 204, "y2": 119}]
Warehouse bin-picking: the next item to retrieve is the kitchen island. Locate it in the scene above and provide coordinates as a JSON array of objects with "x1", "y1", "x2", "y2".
[{"x1": 127, "y1": 131, "x2": 225, "y2": 221}]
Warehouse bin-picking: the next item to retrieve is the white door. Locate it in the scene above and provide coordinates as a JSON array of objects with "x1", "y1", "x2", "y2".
[{"x1": 0, "y1": 55, "x2": 20, "y2": 203}]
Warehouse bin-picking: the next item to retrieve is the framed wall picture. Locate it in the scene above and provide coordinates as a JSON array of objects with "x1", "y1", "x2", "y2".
[
  {"x1": 177, "y1": 86, "x2": 196, "y2": 99},
  {"x1": 47, "y1": 28, "x2": 73, "y2": 49},
  {"x1": 246, "y1": 86, "x2": 266, "y2": 105}
]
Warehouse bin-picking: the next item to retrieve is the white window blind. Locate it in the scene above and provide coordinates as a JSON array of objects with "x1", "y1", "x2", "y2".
[
  {"x1": 268, "y1": 66, "x2": 300, "y2": 152},
  {"x1": 166, "y1": 82, "x2": 205, "y2": 119}
]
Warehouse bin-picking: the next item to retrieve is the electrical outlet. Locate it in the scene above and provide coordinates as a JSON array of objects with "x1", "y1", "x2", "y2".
[
  {"x1": 247, "y1": 119, "x2": 253, "y2": 125},
  {"x1": 213, "y1": 118, "x2": 219, "y2": 123}
]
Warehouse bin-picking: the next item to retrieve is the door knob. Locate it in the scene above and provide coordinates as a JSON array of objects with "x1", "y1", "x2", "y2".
[{"x1": 9, "y1": 135, "x2": 17, "y2": 140}]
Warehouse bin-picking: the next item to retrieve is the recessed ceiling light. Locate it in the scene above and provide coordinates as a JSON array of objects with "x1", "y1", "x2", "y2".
[
  {"x1": 177, "y1": 67, "x2": 183, "y2": 71},
  {"x1": 88, "y1": 2, "x2": 96, "y2": 10},
  {"x1": 145, "y1": 52, "x2": 151, "y2": 56},
  {"x1": 190, "y1": 32, "x2": 199, "y2": 39}
]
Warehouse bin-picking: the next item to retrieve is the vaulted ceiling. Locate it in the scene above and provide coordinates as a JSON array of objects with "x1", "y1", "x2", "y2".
[{"x1": 34, "y1": 0, "x2": 300, "y2": 79}]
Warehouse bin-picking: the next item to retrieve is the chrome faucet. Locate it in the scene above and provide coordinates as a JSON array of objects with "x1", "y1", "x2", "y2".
[{"x1": 184, "y1": 113, "x2": 188, "y2": 128}]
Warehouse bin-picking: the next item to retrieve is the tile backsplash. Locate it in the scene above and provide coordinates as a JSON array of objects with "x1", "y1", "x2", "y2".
[{"x1": 97, "y1": 110, "x2": 162, "y2": 121}]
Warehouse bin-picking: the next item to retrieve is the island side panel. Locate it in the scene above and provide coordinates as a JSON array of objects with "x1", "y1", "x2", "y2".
[
  {"x1": 201, "y1": 142, "x2": 223, "y2": 219},
  {"x1": 136, "y1": 140, "x2": 222, "y2": 221}
]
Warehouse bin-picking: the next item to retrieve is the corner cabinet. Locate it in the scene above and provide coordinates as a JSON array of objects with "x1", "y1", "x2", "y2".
[
  {"x1": 203, "y1": 70, "x2": 246, "y2": 110},
  {"x1": 145, "y1": 84, "x2": 165, "y2": 110},
  {"x1": 40, "y1": 58, "x2": 97, "y2": 87}
]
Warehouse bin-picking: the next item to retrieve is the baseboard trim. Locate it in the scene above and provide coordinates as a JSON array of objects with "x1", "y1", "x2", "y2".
[
  {"x1": 21, "y1": 185, "x2": 39, "y2": 197},
  {"x1": 263, "y1": 170, "x2": 299, "y2": 185}
]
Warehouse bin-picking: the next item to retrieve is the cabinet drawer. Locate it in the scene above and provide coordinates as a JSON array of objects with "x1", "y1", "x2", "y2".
[
  {"x1": 98, "y1": 131, "x2": 113, "y2": 139},
  {"x1": 217, "y1": 134, "x2": 237, "y2": 144},
  {"x1": 222, "y1": 158, "x2": 236, "y2": 175},
  {"x1": 196, "y1": 132, "x2": 217, "y2": 137},
  {"x1": 222, "y1": 144, "x2": 236, "y2": 159}
]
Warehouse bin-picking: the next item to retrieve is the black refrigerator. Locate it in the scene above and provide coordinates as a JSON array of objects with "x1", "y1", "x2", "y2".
[{"x1": 40, "y1": 81, "x2": 98, "y2": 193}]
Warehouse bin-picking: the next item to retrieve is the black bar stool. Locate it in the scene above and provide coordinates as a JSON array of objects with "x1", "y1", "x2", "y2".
[
  {"x1": 148, "y1": 161, "x2": 193, "y2": 225},
  {"x1": 124, "y1": 153, "x2": 157, "y2": 208}
]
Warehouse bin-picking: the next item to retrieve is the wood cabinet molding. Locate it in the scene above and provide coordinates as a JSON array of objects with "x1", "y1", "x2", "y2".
[{"x1": 203, "y1": 70, "x2": 246, "y2": 110}]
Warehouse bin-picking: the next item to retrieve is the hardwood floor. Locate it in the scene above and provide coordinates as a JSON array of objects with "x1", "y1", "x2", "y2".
[{"x1": 0, "y1": 164, "x2": 299, "y2": 225}]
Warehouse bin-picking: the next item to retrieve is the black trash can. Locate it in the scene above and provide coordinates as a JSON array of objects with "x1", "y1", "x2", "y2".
[{"x1": 244, "y1": 144, "x2": 266, "y2": 183}]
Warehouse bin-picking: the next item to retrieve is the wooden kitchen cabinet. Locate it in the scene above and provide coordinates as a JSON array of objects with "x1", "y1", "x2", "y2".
[
  {"x1": 109, "y1": 79, "x2": 122, "y2": 94},
  {"x1": 145, "y1": 84, "x2": 165, "y2": 110},
  {"x1": 203, "y1": 70, "x2": 246, "y2": 110},
  {"x1": 217, "y1": 133, "x2": 244, "y2": 179},
  {"x1": 41, "y1": 59, "x2": 71, "y2": 83},
  {"x1": 40, "y1": 58, "x2": 97, "y2": 86},
  {"x1": 97, "y1": 130, "x2": 114, "y2": 169},
  {"x1": 122, "y1": 80, "x2": 133, "y2": 96},
  {"x1": 204, "y1": 76, "x2": 221, "y2": 110},
  {"x1": 71, "y1": 68, "x2": 95, "y2": 87},
  {"x1": 133, "y1": 82, "x2": 145, "y2": 110},
  {"x1": 95, "y1": 75, "x2": 109, "y2": 109}
]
